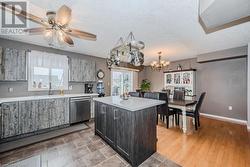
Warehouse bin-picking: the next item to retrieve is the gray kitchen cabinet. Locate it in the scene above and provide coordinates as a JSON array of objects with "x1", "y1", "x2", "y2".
[
  {"x1": 0, "y1": 48, "x2": 27, "y2": 81},
  {"x1": 2, "y1": 48, "x2": 18, "y2": 81},
  {"x1": 49, "y1": 98, "x2": 69, "y2": 128},
  {"x1": 95, "y1": 101, "x2": 157, "y2": 166},
  {"x1": 37, "y1": 100, "x2": 50, "y2": 130},
  {"x1": 105, "y1": 106, "x2": 115, "y2": 145},
  {"x1": 16, "y1": 50, "x2": 27, "y2": 81},
  {"x1": 114, "y1": 107, "x2": 132, "y2": 159},
  {"x1": 95, "y1": 102, "x2": 106, "y2": 136},
  {"x1": 69, "y1": 57, "x2": 96, "y2": 82},
  {"x1": 1, "y1": 102, "x2": 19, "y2": 138},
  {"x1": 19, "y1": 100, "x2": 38, "y2": 134},
  {"x1": 69, "y1": 57, "x2": 81, "y2": 82}
]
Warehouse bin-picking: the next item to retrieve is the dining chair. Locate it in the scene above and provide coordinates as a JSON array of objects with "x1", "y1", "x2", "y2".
[
  {"x1": 173, "y1": 90, "x2": 185, "y2": 100},
  {"x1": 128, "y1": 92, "x2": 140, "y2": 97},
  {"x1": 177, "y1": 92, "x2": 206, "y2": 130},
  {"x1": 160, "y1": 93, "x2": 178, "y2": 128},
  {"x1": 143, "y1": 92, "x2": 159, "y2": 99},
  {"x1": 144, "y1": 92, "x2": 177, "y2": 128}
]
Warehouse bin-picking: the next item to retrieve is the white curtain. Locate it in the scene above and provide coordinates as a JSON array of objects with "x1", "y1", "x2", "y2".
[{"x1": 28, "y1": 50, "x2": 69, "y2": 91}]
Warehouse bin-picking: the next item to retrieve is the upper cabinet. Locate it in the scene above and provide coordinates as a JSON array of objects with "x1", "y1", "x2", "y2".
[
  {"x1": 69, "y1": 57, "x2": 96, "y2": 82},
  {"x1": 0, "y1": 48, "x2": 27, "y2": 81}
]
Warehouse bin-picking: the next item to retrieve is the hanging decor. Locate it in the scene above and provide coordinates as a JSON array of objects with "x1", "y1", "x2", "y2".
[
  {"x1": 107, "y1": 32, "x2": 145, "y2": 68},
  {"x1": 150, "y1": 52, "x2": 170, "y2": 71}
]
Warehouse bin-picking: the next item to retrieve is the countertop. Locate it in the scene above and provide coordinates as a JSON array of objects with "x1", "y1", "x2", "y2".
[
  {"x1": 0, "y1": 93, "x2": 99, "y2": 104},
  {"x1": 93, "y1": 96, "x2": 165, "y2": 111}
]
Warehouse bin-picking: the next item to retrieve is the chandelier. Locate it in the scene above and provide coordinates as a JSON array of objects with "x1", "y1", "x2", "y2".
[
  {"x1": 150, "y1": 52, "x2": 170, "y2": 71},
  {"x1": 107, "y1": 32, "x2": 145, "y2": 68}
]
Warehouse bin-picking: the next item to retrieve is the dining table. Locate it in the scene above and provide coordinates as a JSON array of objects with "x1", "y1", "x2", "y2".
[{"x1": 168, "y1": 98, "x2": 197, "y2": 133}]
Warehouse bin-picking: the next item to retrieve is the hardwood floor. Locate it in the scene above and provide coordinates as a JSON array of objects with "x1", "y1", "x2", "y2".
[{"x1": 157, "y1": 116, "x2": 250, "y2": 167}]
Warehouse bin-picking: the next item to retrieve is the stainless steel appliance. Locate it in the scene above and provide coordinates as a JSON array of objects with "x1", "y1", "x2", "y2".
[{"x1": 70, "y1": 97, "x2": 91, "y2": 124}]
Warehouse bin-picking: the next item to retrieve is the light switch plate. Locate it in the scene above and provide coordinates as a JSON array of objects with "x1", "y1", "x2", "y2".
[{"x1": 228, "y1": 106, "x2": 233, "y2": 111}]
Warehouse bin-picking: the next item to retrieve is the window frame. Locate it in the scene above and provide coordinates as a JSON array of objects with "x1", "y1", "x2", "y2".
[{"x1": 27, "y1": 50, "x2": 69, "y2": 92}]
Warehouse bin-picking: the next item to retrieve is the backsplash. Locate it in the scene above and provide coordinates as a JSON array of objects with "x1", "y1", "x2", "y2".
[{"x1": 0, "y1": 81, "x2": 97, "y2": 98}]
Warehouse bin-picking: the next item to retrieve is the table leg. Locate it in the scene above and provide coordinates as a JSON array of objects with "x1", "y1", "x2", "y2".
[{"x1": 182, "y1": 106, "x2": 187, "y2": 133}]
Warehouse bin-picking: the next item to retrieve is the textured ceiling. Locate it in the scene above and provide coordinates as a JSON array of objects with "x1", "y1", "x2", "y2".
[{"x1": 0, "y1": 0, "x2": 250, "y2": 65}]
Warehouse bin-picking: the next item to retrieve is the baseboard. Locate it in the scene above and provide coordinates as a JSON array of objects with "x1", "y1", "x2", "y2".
[{"x1": 200, "y1": 113, "x2": 247, "y2": 125}]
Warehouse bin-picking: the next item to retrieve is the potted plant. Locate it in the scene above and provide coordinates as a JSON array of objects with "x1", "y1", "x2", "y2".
[{"x1": 140, "y1": 79, "x2": 151, "y2": 97}]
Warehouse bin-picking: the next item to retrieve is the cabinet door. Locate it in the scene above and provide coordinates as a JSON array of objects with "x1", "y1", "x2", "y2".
[
  {"x1": 37, "y1": 100, "x2": 50, "y2": 130},
  {"x1": 115, "y1": 108, "x2": 132, "y2": 159},
  {"x1": 95, "y1": 102, "x2": 106, "y2": 136},
  {"x1": 2, "y1": 102, "x2": 19, "y2": 138},
  {"x1": 3, "y1": 48, "x2": 18, "y2": 81},
  {"x1": 69, "y1": 57, "x2": 81, "y2": 82},
  {"x1": 50, "y1": 98, "x2": 69, "y2": 127},
  {"x1": 105, "y1": 106, "x2": 115, "y2": 145},
  {"x1": 16, "y1": 50, "x2": 27, "y2": 81},
  {"x1": 19, "y1": 100, "x2": 38, "y2": 134},
  {"x1": 82, "y1": 60, "x2": 96, "y2": 82}
]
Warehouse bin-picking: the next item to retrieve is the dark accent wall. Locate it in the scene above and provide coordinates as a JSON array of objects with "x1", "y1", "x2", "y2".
[{"x1": 139, "y1": 57, "x2": 247, "y2": 121}]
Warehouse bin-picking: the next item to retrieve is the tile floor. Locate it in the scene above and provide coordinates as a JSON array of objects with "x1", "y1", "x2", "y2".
[{"x1": 0, "y1": 121, "x2": 181, "y2": 167}]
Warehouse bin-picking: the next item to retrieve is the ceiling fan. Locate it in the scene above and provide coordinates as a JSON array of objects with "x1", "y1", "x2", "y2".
[{"x1": 1, "y1": 3, "x2": 97, "y2": 47}]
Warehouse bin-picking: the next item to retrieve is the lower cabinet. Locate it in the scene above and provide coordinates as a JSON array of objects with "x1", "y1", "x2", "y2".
[
  {"x1": 37, "y1": 100, "x2": 50, "y2": 130},
  {"x1": 95, "y1": 102, "x2": 131, "y2": 160},
  {"x1": 19, "y1": 100, "x2": 38, "y2": 134},
  {"x1": 95, "y1": 101, "x2": 157, "y2": 166},
  {"x1": 49, "y1": 98, "x2": 69, "y2": 128},
  {"x1": 1, "y1": 102, "x2": 19, "y2": 138},
  {"x1": 0, "y1": 98, "x2": 70, "y2": 139}
]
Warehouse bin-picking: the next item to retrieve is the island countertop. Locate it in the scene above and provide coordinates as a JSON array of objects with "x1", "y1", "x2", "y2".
[
  {"x1": 93, "y1": 96, "x2": 165, "y2": 111},
  {"x1": 0, "y1": 93, "x2": 99, "y2": 104}
]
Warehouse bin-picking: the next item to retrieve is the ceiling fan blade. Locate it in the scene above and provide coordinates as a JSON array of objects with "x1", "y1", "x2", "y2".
[
  {"x1": 58, "y1": 32, "x2": 74, "y2": 46},
  {"x1": 56, "y1": 5, "x2": 71, "y2": 26},
  {"x1": 24, "y1": 27, "x2": 48, "y2": 35},
  {"x1": 0, "y1": 2, "x2": 49, "y2": 27},
  {"x1": 65, "y1": 28, "x2": 97, "y2": 41}
]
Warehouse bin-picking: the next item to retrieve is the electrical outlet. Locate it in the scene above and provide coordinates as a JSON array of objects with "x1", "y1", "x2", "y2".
[
  {"x1": 228, "y1": 106, "x2": 233, "y2": 111},
  {"x1": 8, "y1": 87, "x2": 13, "y2": 92},
  {"x1": 69, "y1": 85, "x2": 73, "y2": 90}
]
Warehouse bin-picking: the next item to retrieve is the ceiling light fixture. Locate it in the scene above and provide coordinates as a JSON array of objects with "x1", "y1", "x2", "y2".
[{"x1": 150, "y1": 52, "x2": 170, "y2": 71}]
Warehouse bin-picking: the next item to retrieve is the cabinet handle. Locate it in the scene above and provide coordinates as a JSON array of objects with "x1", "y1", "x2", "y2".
[{"x1": 114, "y1": 109, "x2": 119, "y2": 120}]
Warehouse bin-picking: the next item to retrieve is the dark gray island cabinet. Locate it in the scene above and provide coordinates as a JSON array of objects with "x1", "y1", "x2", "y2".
[{"x1": 94, "y1": 96, "x2": 165, "y2": 166}]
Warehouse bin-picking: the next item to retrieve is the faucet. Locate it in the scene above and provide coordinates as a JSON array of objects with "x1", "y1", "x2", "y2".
[{"x1": 48, "y1": 82, "x2": 53, "y2": 95}]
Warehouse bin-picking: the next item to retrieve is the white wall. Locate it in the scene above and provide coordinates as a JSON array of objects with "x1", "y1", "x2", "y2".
[{"x1": 248, "y1": 43, "x2": 250, "y2": 130}]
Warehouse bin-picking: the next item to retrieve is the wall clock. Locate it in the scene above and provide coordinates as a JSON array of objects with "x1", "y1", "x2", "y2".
[{"x1": 97, "y1": 69, "x2": 105, "y2": 79}]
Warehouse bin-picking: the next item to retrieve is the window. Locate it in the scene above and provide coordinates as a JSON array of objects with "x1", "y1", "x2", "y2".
[
  {"x1": 111, "y1": 68, "x2": 138, "y2": 96},
  {"x1": 28, "y1": 50, "x2": 68, "y2": 91}
]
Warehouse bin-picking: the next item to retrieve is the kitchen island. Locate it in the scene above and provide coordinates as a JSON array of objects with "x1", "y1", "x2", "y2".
[{"x1": 93, "y1": 96, "x2": 165, "y2": 166}]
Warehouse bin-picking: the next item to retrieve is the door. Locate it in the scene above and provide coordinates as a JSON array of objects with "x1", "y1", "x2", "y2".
[
  {"x1": 50, "y1": 98, "x2": 69, "y2": 127},
  {"x1": 95, "y1": 102, "x2": 106, "y2": 136},
  {"x1": 115, "y1": 108, "x2": 132, "y2": 159},
  {"x1": 2, "y1": 102, "x2": 19, "y2": 138},
  {"x1": 19, "y1": 100, "x2": 38, "y2": 134},
  {"x1": 111, "y1": 69, "x2": 133, "y2": 96},
  {"x1": 105, "y1": 106, "x2": 115, "y2": 145},
  {"x1": 37, "y1": 100, "x2": 50, "y2": 130}
]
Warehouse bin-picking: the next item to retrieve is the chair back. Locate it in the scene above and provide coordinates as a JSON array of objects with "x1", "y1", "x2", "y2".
[
  {"x1": 129, "y1": 92, "x2": 140, "y2": 97},
  {"x1": 173, "y1": 90, "x2": 185, "y2": 100},
  {"x1": 143, "y1": 92, "x2": 159, "y2": 99},
  {"x1": 195, "y1": 92, "x2": 206, "y2": 114}
]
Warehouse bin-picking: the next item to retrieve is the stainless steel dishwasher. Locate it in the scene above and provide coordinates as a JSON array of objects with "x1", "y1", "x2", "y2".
[{"x1": 70, "y1": 96, "x2": 91, "y2": 124}]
